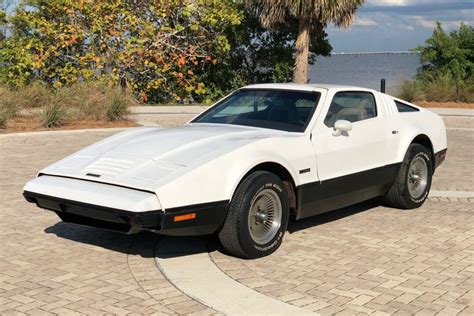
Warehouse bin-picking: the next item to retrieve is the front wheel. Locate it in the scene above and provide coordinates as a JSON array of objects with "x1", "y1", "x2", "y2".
[
  {"x1": 384, "y1": 143, "x2": 433, "y2": 209},
  {"x1": 218, "y1": 171, "x2": 289, "y2": 259}
]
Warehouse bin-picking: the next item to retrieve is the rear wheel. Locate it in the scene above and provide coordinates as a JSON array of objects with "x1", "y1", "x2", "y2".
[
  {"x1": 384, "y1": 143, "x2": 433, "y2": 209},
  {"x1": 218, "y1": 171, "x2": 289, "y2": 259}
]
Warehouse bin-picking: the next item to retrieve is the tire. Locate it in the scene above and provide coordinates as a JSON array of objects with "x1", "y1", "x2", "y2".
[
  {"x1": 384, "y1": 143, "x2": 433, "y2": 209},
  {"x1": 218, "y1": 171, "x2": 289, "y2": 259}
]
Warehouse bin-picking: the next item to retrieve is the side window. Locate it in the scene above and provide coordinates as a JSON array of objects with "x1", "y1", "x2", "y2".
[
  {"x1": 324, "y1": 91, "x2": 377, "y2": 127},
  {"x1": 395, "y1": 100, "x2": 419, "y2": 113}
]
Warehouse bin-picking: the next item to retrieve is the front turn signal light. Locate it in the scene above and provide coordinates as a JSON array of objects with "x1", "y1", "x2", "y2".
[{"x1": 173, "y1": 213, "x2": 196, "y2": 222}]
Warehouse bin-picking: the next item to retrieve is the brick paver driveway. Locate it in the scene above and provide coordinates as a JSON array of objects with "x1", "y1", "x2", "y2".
[{"x1": 1, "y1": 120, "x2": 473, "y2": 315}]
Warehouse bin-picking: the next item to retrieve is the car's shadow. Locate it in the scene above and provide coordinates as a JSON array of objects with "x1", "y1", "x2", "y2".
[
  {"x1": 44, "y1": 222, "x2": 210, "y2": 259},
  {"x1": 287, "y1": 198, "x2": 382, "y2": 234},
  {"x1": 45, "y1": 198, "x2": 382, "y2": 259}
]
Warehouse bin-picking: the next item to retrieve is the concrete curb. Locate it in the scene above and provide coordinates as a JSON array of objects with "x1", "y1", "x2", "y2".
[
  {"x1": 427, "y1": 108, "x2": 474, "y2": 117},
  {"x1": 155, "y1": 236, "x2": 317, "y2": 316},
  {"x1": 429, "y1": 190, "x2": 474, "y2": 199},
  {"x1": 0, "y1": 127, "x2": 128, "y2": 139},
  {"x1": 130, "y1": 106, "x2": 206, "y2": 115}
]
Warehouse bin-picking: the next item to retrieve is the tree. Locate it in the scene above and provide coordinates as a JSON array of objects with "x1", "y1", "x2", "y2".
[
  {"x1": 411, "y1": 22, "x2": 473, "y2": 102},
  {"x1": 204, "y1": 2, "x2": 332, "y2": 98},
  {"x1": 0, "y1": 0, "x2": 241, "y2": 103},
  {"x1": 246, "y1": 0, "x2": 364, "y2": 83},
  {"x1": 415, "y1": 22, "x2": 473, "y2": 83},
  {"x1": 1, "y1": 1, "x2": 351, "y2": 103}
]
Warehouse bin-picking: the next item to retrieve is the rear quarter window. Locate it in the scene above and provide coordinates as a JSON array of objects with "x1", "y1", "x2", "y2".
[{"x1": 395, "y1": 100, "x2": 419, "y2": 113}]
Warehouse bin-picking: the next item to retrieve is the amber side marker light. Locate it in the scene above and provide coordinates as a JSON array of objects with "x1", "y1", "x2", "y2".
[{"x1": 174, "y1": 213, "x2": 196, "y2": 222}]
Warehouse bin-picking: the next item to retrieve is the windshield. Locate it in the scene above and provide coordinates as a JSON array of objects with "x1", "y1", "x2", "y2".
[{"x1": 192, "y1": 89, "x2": 321, "y2": 132}]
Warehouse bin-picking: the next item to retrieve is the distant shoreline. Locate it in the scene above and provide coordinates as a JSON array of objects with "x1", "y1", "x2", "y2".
[{"x1": 331, "y1": 51, "x2": 419, "y2": 55}]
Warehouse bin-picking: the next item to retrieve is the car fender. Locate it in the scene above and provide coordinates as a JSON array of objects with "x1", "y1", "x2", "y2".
[
  {"x1": 392, "y1": 110, "x2": 447, "y2": 164},
  {"x1": 228, "y1": 152, "x2": 298, "y2": 201},
  {"x1": 155, "y1": 136, "x2": 313, "y2": 211}
]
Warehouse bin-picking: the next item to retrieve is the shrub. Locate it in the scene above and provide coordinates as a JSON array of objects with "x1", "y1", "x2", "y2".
[
  {"x1": 0, "y1": 86, "x2": 18, "y2": 128},
  {"x1": 49, "y1": 83, "x2": 134, "y2": 121},
  {"x1": 56, "y1": 83, "x2": 107, "y2": 120},
  {"x1": 1, "y1": 1, "x2": 243, "y2": 103},
  {"x1": 397, "y1": 80, "x2": 424, "y2": 102},
  {"x1": 423, "y1": 74, "x2": 458, "y2": 102},
  {"x1": 0, "y1": 103, "x2": 16, "y2": 128},
  {"x1": 458, "y1": 79, "x2": 474, "y2": 103},
  {"x1": 15, "y1": 82, "x2": 52, "y2": 108},
  {"x1": 106, "y1": 90, "x2": 131, "y2": 121},
  {"x1": 42, "y1": 102, "x2": 64, "y2": 128},
  {"x1": 0, "y1": 115, "x2": 6, "y2": 129}
]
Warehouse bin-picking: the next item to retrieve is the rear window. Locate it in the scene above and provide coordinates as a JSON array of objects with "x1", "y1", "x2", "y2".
[{"x1": 395, "y1": 100, "x2": 419, "y2": 113}]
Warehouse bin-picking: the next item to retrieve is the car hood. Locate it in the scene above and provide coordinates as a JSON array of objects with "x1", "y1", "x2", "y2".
[{"x1": 40, "y1": 124, "x2": 285, "y2": 192}]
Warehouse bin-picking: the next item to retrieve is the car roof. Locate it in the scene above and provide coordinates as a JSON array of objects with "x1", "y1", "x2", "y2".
[{"x1": 242, "y1": 83, "x2": 377, "y2": 93}]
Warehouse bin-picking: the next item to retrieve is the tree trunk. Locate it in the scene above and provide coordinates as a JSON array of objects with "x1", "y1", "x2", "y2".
[{"x1": 293, "y1": 17, "x2": 311, "y2": 84}]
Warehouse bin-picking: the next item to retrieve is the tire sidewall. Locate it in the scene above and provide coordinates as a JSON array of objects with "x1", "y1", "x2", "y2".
[
  {"x1": 238, "y1": 174, "x2": 289, "y2": 258},
  {"x1": 402, "y1": 145, "x2": 433, "y2": 207}
]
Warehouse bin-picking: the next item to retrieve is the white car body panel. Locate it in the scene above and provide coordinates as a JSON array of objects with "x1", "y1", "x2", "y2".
[
  {"x1": 311, "y1": 88, "x2": 389, "y2": 181},
  {"x1": 24, "y1": 175, "x2": 161, "y2": 212},
  {"x1": 155, "y1": 131, "x2": 317, "y2": 208},
  {"x1": 23, "y1": 83, "x2": 447, "y2": 235}
]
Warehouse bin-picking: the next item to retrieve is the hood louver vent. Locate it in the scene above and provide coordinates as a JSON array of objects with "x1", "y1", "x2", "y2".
[{"x1": 83, "y1": 158, "x2": 134, "y2": 177}]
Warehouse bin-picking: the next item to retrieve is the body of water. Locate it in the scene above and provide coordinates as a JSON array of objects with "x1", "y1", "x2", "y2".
[{"x1": 309, "y1": 54, "x2": 421, "y2": 95}]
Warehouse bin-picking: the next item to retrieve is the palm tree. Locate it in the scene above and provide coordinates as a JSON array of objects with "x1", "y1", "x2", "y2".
[{"x1": 246, "y1": 0, "x2": 364, "y2": 83}]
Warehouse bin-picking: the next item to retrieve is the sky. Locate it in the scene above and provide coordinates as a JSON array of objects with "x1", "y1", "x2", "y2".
[{"x1": 326, "y1": 0, "x2": 474, "y2": 52}]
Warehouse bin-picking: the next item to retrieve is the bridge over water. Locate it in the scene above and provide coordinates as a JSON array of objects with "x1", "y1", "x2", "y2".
[{"x1": 331, "y1": 51, "x2": 419, "y2": 56}]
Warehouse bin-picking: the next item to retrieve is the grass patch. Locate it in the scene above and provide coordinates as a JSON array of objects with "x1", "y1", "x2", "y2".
[
  {"x1": 15, "y1": 82, "x2": 52, "y2": 108},
  {"x1": 0, "y1": 83, "x2": 136, "y2": 130},
  {"x1": 398, "y1": 75, "x2": 473, "y2": 103},
  {"x1": 0, "y1": 86, "x2": 18, "y2": 129},
  {"x1": 424, "y1": 75, "x2": 473, "y2": 103},
  {"x1": 397, "y1": 80, "x2": 424, "y2": 102},
  {"x1": 42, "y1": 102, "x2": 64, "y2": 128},
  {"x1": 106, "y1": 91, "x2": 130, "y2": 121}
]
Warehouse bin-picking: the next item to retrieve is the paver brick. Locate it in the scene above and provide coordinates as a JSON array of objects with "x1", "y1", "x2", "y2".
[
  {"x1": 0, "y1": 131, "x2": 219, "y2": 315},
  {"x1": 1, "y1": 119, "x2": 473, "y2": 315},
  {"x1": 212, "y1": 199, "x2": 474, "y2": 314}
]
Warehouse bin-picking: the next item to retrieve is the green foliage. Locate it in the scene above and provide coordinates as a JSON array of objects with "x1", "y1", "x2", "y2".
[
  {"x1": 0, "y1": 83, "x2": 134, "y2": 128},
  {"x1": 423, "y1": 74, "x2": 473, "y2": 103},
  {"x1": 415, "y1": 22, "x2": 473, "y2": 82},
  {"x1": 106, "y1": 91, "x2": 131, "y2": 121},
  {"x1": 52, "y1": 83, "x2": 134, "y2": 121},
  {"x1": 42, "y1": 102, "x2": 64, "y2": 128},
  {"x1": 14, "y1": 82, "x2": 51, "y2": 108},
  {"x1": 1, "y1": 0, "x2": 242, "y2": 103},
  {"x1": 245, "y1": 0, "x2": 362, "y2": 83},
  {"x1": 54, "y1": 84, "x2": 103, "y2": 120},
  {"x1": 1, "y1": 1, "x2": 336, "y2": 103},
  {"x1": 403, "y1": 23, "x2": 474, "y2": 103},
  {"x1": 397, "y1": 80, "x2": 424, "y2": 102},
  {"x1": 204, "y1": 3, "x2": 332, "y2": 96},
  {"x1": 0, "y1": 115, "x2": 6, "y2": 128},
  {"x1": 0, "y1": 85, "x2": 17, "y2": 128}
]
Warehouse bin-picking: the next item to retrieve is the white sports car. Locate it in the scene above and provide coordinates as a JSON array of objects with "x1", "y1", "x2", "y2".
[{"x1": 24, "y1": 83, "x2": 447, "y2": 258}]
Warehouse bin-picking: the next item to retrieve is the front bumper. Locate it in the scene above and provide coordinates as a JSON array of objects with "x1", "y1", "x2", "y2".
[
  {"x1": 24, "y1": 191, "x2": 161, "y2": 232},
  {"x1": 23, "y1": 175, "x2": 228, "y2": 236}
]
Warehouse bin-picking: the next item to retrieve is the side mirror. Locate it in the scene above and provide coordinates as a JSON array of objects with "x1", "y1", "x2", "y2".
[{"x1": 333, "y1": 120, "x2": 352, "y2": 136}]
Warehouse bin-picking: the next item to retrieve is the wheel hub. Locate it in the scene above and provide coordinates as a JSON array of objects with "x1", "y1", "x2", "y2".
[
  {"x1": 248, "y1": 189, "x2": 282, "y2": 245},
  {"x1": 407, "y1": 156, "x2": 428, "y2": 199},
  {"x1": 254, "y1": 209, "x2": 267, "y2": 223}
]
